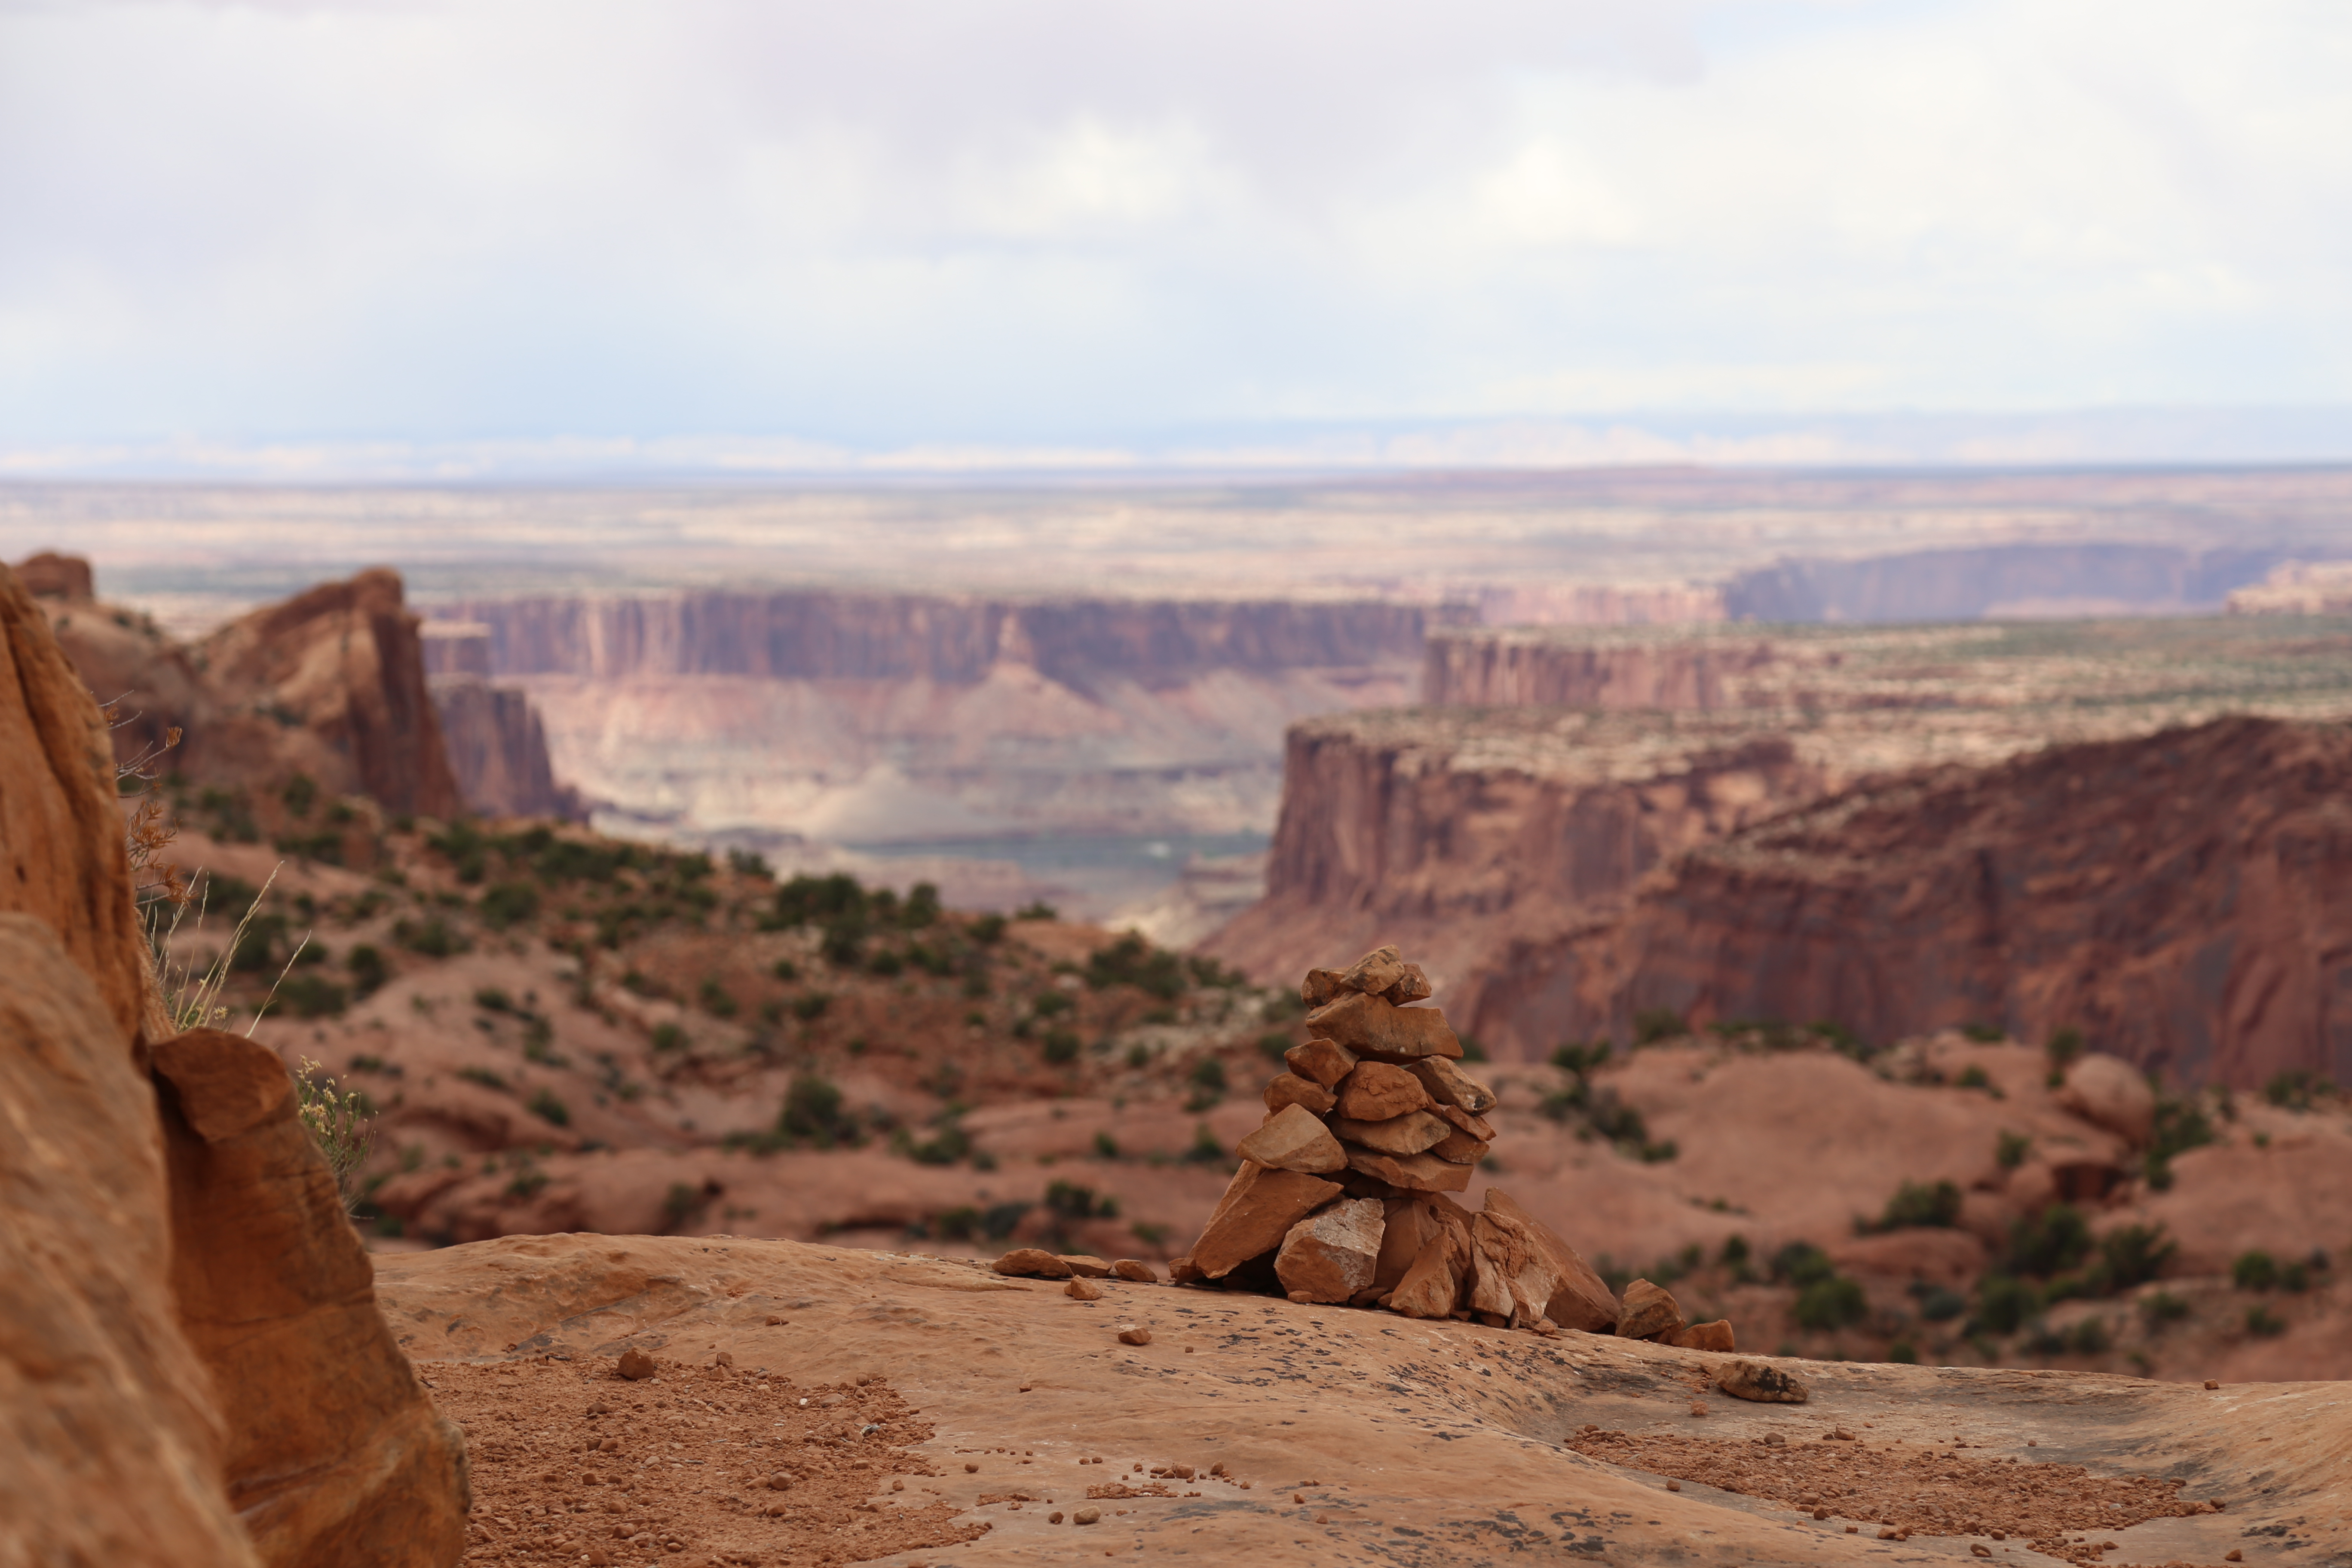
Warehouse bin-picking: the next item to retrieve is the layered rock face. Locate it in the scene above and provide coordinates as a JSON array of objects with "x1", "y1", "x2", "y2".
[
  {"x1": 26, "y1": 556, "x2": 466, "y2": 819},
  {"x1": 427, "y1": 679, "x2": 585, "y2": 820},
  {"x1": 433, "y1": 591, "x2": 1431, "y2": 843},
  {"x1": 0, "y1": 562, "x2": 468, "y2": 1566},
  {"x1": 1477, "y1": 716, "x2": 2352, "y2": 1087},
  {"x1": 1200, "y1": 707, "x2": 1828, "y2": 1027}
]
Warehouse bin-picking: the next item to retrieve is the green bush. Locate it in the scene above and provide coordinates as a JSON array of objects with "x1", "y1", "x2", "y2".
[
  {"x1": 2264, "y1": 1070, "x2": 2323, "y2": 1111},
  {"x1": 2232, "y1": 1250, "x2": 2278, "y2": 1291},
  {"x1": 968, "y1": 913, "x2": 1007, "y2": 944},
  {"x1": 1093, "y1": 1131, "x2": 1121, "y2": 1159},
  {"x1": 280, "y1": 772, "x2": 318, "y2": 818},
  {"x1": 1045, "y1": 1180, "x2": 1119, "y2": 1222},
  {"x1": 899, "y1": 1119, "x2": 971, "y2": 1166},
  {"x1": 2245, "y1": 1304, "x2": 2287, "y2": 1338},
  {"x1": 475, "y1": 986, "x2": 514, "y2": 1013},
  {"x1": 1873, "y1": 1179, "x2": 1963, "y2": 1231},
  {"x1": 771, "y1": 957, "x2": 799, "y2": 981},
  {"x1": 699, "y1": 976, "x2": 738, "y2": 1017},
  {"x1": 457, "y1": 1065, "x2": 508, "y2": 1091},
  {"x1": 394, "y1": 917, "x2": 465, "y2": 957},
  {"x1": 1041, "y1": 1029, "x2": 1081, "y2": 1065},
  {"x1": 793, "y1": 992, "x2": 830, "y2": 1022},
  {"x1": 1632, "y1": 1007, "x2": 1684, "y2": 1045},
  {"x1": 650, "y1": 1022, "x2": 689, "y2": 1053},
  {"x1": 902, "y1": 882, "x2": 941, "y2": 928},
  {"x1": 1188, "y1": 1057, "x2": 1228, "y2": 1094},
  {"x1": 726, "y1": 848, "x2": 772, "y2": 879},
  {"x1": 1032, "y1": 991, "x2": 1073, "y2": 1018},
  {"x1": 1960, "y1": 1022, "x2": 2004, "y2": 1043},
  {"x1": 1995, "y1": 1130, "x2": 2032, "y2": 1169},
  {"x1": 2140, "y1": 1290, "x2": 2190, "y2": 1325},
  {"x1": 2067, "y1": 1317, "x2": 2110, "y2": 1354},
  {"x1": 2045, "y1": 1026, "x2": 2085, "y2": 1070},
  {"x1": 1886, "y1": 1338, "x2": 1918, "y2": 1364},
  {"x1": 478, "y1": 881, "x2": 539, "y2": 930},
  {"x1": 1793, "y1": 1275, "x2": 1868, "y2": 1332},
  {"x1": 1916, "y1": 1285, "x2": 1968, "y2": 1322},
  {"x1": 528, "y1": 1088, "x2": 570, "y2": 1127},
  {"x1": 2097, "y1": 1224, "x2": 2176, "y2": 1290},
  {"x1": 1085, "y1": 933, "x2": 1186, "y2": 1000},
  {"x1": 279, "y1": 973, "x2": 349, "y2": 1019},
  {"x1": 867, "y1": 948, "x2": 903, "y2": 978},
  {"x1": 934, "y1": 1205, "x2": 981, "y2": 1241},
  {"x1": 2143, "y1": 1093, "x2": 2217, "y2": 1188},
  {"x1": 1771, "y1": 1241, "x2": 1835, "y2": 1288},
  {"x1": 2007, "y1": 1204, "x2": 2092, "y2": 1277},
  {"x1": 1014, "y1": 900, "x2": 1058, "y2": 920},
  {"x1": 1975, "y1": 1274, "x2": 2039, "y2": 1336},
  {"x1": 778, "y1": 1073, "x2": 858, "y2": 1148}
]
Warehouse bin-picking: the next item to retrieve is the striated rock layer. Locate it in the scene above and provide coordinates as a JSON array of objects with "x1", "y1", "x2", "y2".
[{"x1": 1479, "y1": 715, "x2": 2352, "y2": 1087}]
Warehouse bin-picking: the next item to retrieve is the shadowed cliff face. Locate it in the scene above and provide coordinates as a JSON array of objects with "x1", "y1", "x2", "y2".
[{"x1": 1475, "y1": 716, "x2": 2352, "y2": 1089}]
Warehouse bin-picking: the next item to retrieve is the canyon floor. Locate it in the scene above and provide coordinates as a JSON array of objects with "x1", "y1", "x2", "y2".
[{"x1": 379, "y1": 1233, "x2": 2351, "y2": 1568}]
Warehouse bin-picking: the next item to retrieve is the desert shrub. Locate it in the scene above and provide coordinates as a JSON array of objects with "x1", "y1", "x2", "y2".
[
  {"x1": 1032, "y1": 990, "x2": 1072, "y2": 1018},
  {"x1": 934, "y1": 1205, "x2": 981, "y2": 1241},
  {"x1": 2143, "y1": 1093, "x2": 2217, "y2": 1189},
  {"x1": 777, "y1": 1073, "x2": 858, "y2": 1148},
  {"x1": 662, "y1": 1182, "x2": 709, "y2": 1231},
  {"x1": 279, "y1": 973, "x2": 348, "y2": 1019},
  {"x1": 1124, "y1": 1042, "x2": 1151, "y2": 1069},
  {"x1": 1718, "y1": 1234, "x2": 1751, "y2": 1268},
  {"x1": 898, "y1": 1118, "x2": 971, "y2": 1166},
  {"x1": 280, "y1": 772, "x2": 318, "y2": 819},
  {"x1": 1771, "y1": 1242, "x2": 1834, "y2": 1288},
  {"x1": 2007, "y1": 1204, "x2": 2093, "y2": 1278},
  {"x1": 698, "y1": 976, "x2": 738, "y2": 1017},
  {"x1": 2245, "y1": 1304, "x2": 2286, "y2": 1338},
  {"x1": 1632, "y1": 1007, "x2": 1684, "y2": 1045},
  {"x1": 771, "y1": 957, "x2": 799, "y2": 981},
  {"x1": 1183, "y1": 1122, "x2": 1226, "y2": 1164},
  {"x1": 394, "y1": 917, "x2": 465, "y2": 957},
  {"x1": 1257, "y1": 1031, "x2": 1293, "y2": 1062},
  {"x1": 1186, "y1": 955, "x2": 1246, "y2": 989},
  {"x1": 2068, "y1": 1317, "x2": 2111, "y2": 1354},
  {"x1": 1995, "y1": 1130, "x2": 2032, "y2": 1169},
  {"x1": 457, "y1": 1065, "x2": 508, "y2": 1090},
  {"x1": 1873, "y1": 1179, "x2": 1963, "y2": 1231},
  {"x1": 475, "y1": 986, "x2": 514, "y2": 1013},
  {"x1": 901, "y1": 881, "x2": 941, "y2": 928},
  {"x1": 2045, "y1": 1026, "x2": 2085, "y2": 1071},
  {"x1": 1886, "y1": 1339, "x2": 1918, "y2": 1364},
  {"x1": 1045, "y1": 1179, "x2": 1119, "y2": 1222},
  {"x1": 2097, "y1": 1224, "x2": 2176, "y2": 1291},
  {"x1": 1085, "y1": 933, "x2": 1186, "y2": 1001},
  {"x1": 1188, "y1": 1057, "x2": 1228, "y2": 1094},
  {"x1": 1809, "y1": 1020, "x2": 1871, "y2": 1060},
  {"x1": 346, "y1": 944, "x2": 389, "y2": 996},
  {"x1": 528, "y1": 1088, "x2": 570, "y2": 1127},
  {"x1": 866, "y1": 948, "x2": 903, "y2": 978},
  {"x1": 726, "y1": 848, "x2": 772, "y2": 879},
  {"x1": 1041, "y1": 1029, "x2": 1082, "y2": 1065},
  {"x1": 968, "y1": 913, "x2": 1007, "y2": 944},
  {"x1": 792, "y1": 992, "x2": 830, "y2": 1022},
  {"x1": 1960, "y1": 1022, "x2": 2004, "y2": 1043},
  {"x1": 1793, "y1": 1274, "x2": 1868, "y2": 1332},
  {"x1": 1916, "y1": 1285, "x2": 1969, "y2": 1322},
  {"x1": 1014, "y1": 900, "x2": 1058, "y2": 920},
  {"x1": 2232, "y1": 1250, "x2": 2278, "y2": 1292},
  {"x1": 478, "y1": 881, "x2": 540, "y2": 930},
  {"x1": 2264, "y1": 1070, "x2": 2323, "y2": 1111},
  {"x1": 2140, "y1": 1290, "x2": 2190, "y2": 1325},
  {"x1": 981, "y1": 1200, "x2": 1032, "y2": 1239},
  {"x1": 1093, "y1": 1131, "x2": 1121, "y2": 1159},
  {"x1": 650, "y1": 1022, "x2": 689, "y2": 1053},
  {"x1": 1974, "y1": 1274, "x2": 2039, "y2": 1336},
  {"x1": 292, "y1": 1056, "x2": 373, "y2": 1211},
  {"x1": 1954, "y1": 1064, "x2": 2002, "y2": 1096}
]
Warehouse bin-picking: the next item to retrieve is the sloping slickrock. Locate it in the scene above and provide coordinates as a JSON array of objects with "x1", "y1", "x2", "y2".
[
  {"x1": 1481, "y1": 1188, "x2": 1619, "y2": 1333},
  {"x1": 153, "y1": 1028, "x2": 470, "y2": 1567},
  {"x1": 1327, "y1": 1109, "x2": 1451, "y2": 1156},
  {"x1": 1332, "y1": 1061, "x2": 1429, "y2": 1121},
  {"x1": 1344, "y1": 1147, "x2": 1472, "y2": 1193},
  {"x1": 1175, "y1": 1162, "x2": 1344, "y2": 1279},
  {"x1": 1234, "y1": 1103, "x2": 1348, "y2": 1173},
  {"x1": 1406, "y1": 1057, "x2": 1498, "y2": 1115},
  {"x1": 1306, "y1": 990, "x2": 1464, "y2": 1064},
  {"x1": 374, "y1": 1232, "x2": 2338, "y2": 1566},
  {"x1": 1274, "y1": 1198, "x2": 1386, "y2": 1303},
  {"x1": 0, "y1": 564, "x2": 153, "y2": 1041},
  {"x1": 0, "y1": 918, "x2": 257, "y2": 1568}
]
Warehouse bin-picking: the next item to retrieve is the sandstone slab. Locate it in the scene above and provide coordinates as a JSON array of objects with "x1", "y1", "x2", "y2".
[
  {"x1": 1333, "y1": 1061, "x2": 1430, "y2": 1121},
  {"x1": 1180, "y1": 1162, "x2": 1345, "y2": 1279},
  {"x1": 1344, "y1": 1147, "x2": 1472, "y2": 1192},
  {"x1": 1060, "y1": 1254, "x2": 1112, "y2": 1277},
  {"x1": 1283, "y1": 1037, "x2": 1359, "y2": 1089},
  {"x1": 1263, "y1": 1072, "x2": 1337, "y2": 1115},
  {"x1": 1273, "y1": 1198, "x2": 1386, "y2": 1304},
  {"x1": 1670, "y1": 1320, "x2": 1737, "y2": 1352},
  {"x1": 1385, "y1": 1213, "x2": 1474, "y2": 1319},
  {"x1": 1479, "y1": 1188, "x2": 1619, "y2": 1333},
  {"x1": 1235, "y1": 1103, "x2": 1349, "y2": 1173},
  {"x1": 1110, "y1": 1259, "x2": 1159, "y2": 1283},
  {"x1": 993, "y1": 1249, "x2": 1073, "y2": 1278},
  {"x1": 1306, "y1": 991, "x2": 1463, "y2": 1064},
  {"x1": 1428, "y1": 1126, "x2": 1491, "y2": 1164},
  {"x1": 1371, "y1": 1194, "x2": 1455, "y2": 1295},
  {"x1": 1339, "y1": 945, "x2": 1409, "y2": 998},
  {"x1": 1328, "y1": 1109, "x2": 1451, "y2": 1157}
]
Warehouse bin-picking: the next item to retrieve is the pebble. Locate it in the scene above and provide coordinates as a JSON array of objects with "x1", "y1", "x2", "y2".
[
  {"x1": 1074, "y1": 1507, "x2": 1101, "y2": 1525},
  {"x1": 617, "y1": 1349, "x2": 657, "y2": 1381},
  {"x1": 1067, "y1": 1279, "x2": 1106, "y2": 1301}
]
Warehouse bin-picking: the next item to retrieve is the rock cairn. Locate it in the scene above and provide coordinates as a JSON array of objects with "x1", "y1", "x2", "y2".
[{"x1": 1164, "y1": 946, "x2": 1650, "y2": 1339}]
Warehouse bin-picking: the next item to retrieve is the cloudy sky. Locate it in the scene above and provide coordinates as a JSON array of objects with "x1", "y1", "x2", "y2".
[{"x1": 3, "y1": 0, "x2": 2349, "y2": 469}]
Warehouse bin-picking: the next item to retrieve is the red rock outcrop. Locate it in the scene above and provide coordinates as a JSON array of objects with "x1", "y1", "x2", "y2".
[
  {"x1": 427, "y1": 678, "x2": 585, "y2": 820},
  {"x1": 1, "y1": 560, "x2": 469, "y2": 1566},
  {"x1": 1422, "y1": 630, "x2": 1773, "y2": 708},
  {"x1": 1474, "y1": 716, "x2": 2352, "y2": 1086},
  {"x1": 25, "y1": 557, "x2": 466, "y2": 820},
  {"x1": 154, "y1": 1029, "x2": 470, "y2": 1566},
  {"x1": 1199, "y1": 707, "x2": 1827, "y2": 1022}
]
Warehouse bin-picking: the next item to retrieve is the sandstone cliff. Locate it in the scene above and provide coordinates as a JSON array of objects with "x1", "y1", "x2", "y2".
[
  {"x1": 427, "y1": 678, "x2": 586, "y2": 821},
  {"x1": 1474, "y1": 716, "x2": 2352, "y2": 1088},
  {"x1": 23, "y1": 555, "x2": 472, "y2": 821},
  {"x1": 1198, "y1": 708, "x2": 1829, "y2": 1026}
]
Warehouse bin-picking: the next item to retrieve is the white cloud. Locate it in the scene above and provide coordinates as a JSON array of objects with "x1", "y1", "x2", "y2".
[{"x1": 0, "y1": 0, "x2": 2347, "y2": 452}]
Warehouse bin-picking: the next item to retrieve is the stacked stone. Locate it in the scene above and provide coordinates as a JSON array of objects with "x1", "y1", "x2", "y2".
[{"x1": 1167, "y1": 946, "x2": 1623, "y2": 1335}]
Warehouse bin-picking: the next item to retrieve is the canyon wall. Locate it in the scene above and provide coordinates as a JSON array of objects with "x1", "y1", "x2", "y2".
[
  {"x1": 1721, "y1": 542, "x2": 2293, "y2": 623},
  {"x1": 1470, "y1": 717, "x2": 2352, "y2": 1090},
  {"x1": 1422, "y1": 630, "x2": 1774, "y2": 709},
  {"x1": 427, "y1": 679, "x2": 586, "y2": 821}
]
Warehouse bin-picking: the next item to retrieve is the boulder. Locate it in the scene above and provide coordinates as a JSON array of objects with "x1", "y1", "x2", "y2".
[
  {"x1": 152, "y1": 1028, "x2": 471, "y2": 1567},
  {"x1": 1263, "y1": 1072, "x2": 1338, "y2": 1116},
  {"x1": 1717, "y1": 1360, "x2": 1809, "y2": 1403},
  {"x1": 1328, "y1": 1110, "x2": 1451, "y2": 1157},
  {"x1": 1385, "y1": 1213, "x2": 1474, "y2": 1319},
  {"x1": 1234, "y1": 1104, "x2": 1349, "y2": 1173},
  {"x1": 1109, "y1": 1259, "x2": 1160, "y2": 1283},
  {"x1": 1669, "y1": 1320, "x2": 1737, "y2": 1353},
  {"x1": 1479, "y1": 1188, "x2": 1618, "y2": 1333},
  {"x1": 1060, "y1": 1255, "x2": 1113, "y2": 1278},
  {"x1": 1273, "y1": 1198, "x2": 1386, "y2": 1303},
  {"x1": 1305, "y1": 991, "x2": 1464, "y2": 1064},
  {"x1": 1283, "y1": 1038, "x2": 1359, "y2": 1089},
  {"x1": 1405, "y1": 1057, "x2": 1497, "y2": 1115},
  {"x1": 1333, "y1": 1062, "x2": 1430, "y2": 1121},
  {"x1": 0, "y1": 918, "x2": 257, "y2": 1568},
  {"x1": 1467, "y1": 1207, "x2": 1567, "y2": 1327},
  {"x1": 1344, "y1": 1147, "x2": 1472, "y2": 1192},
  {"x1": 994, "y1": 1249, "x2": 1074, "y2": 1279},
  {"x1": 1182, "y1": 1163, "x2": 1346, "y2": 1279},
  {"x1": 1371, "y1": 1194, "x2": 1458, "y2": 1295},
  {"x1": 2058, "y1": 1054, "x2": 2157, "y2": 1147},
  {"x1": 15, "y1": 549, "x2": 94, "y2": 599},
  {"x1": 1616, "y1": 1278, "x2": 1685, "y2": 1340}
]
